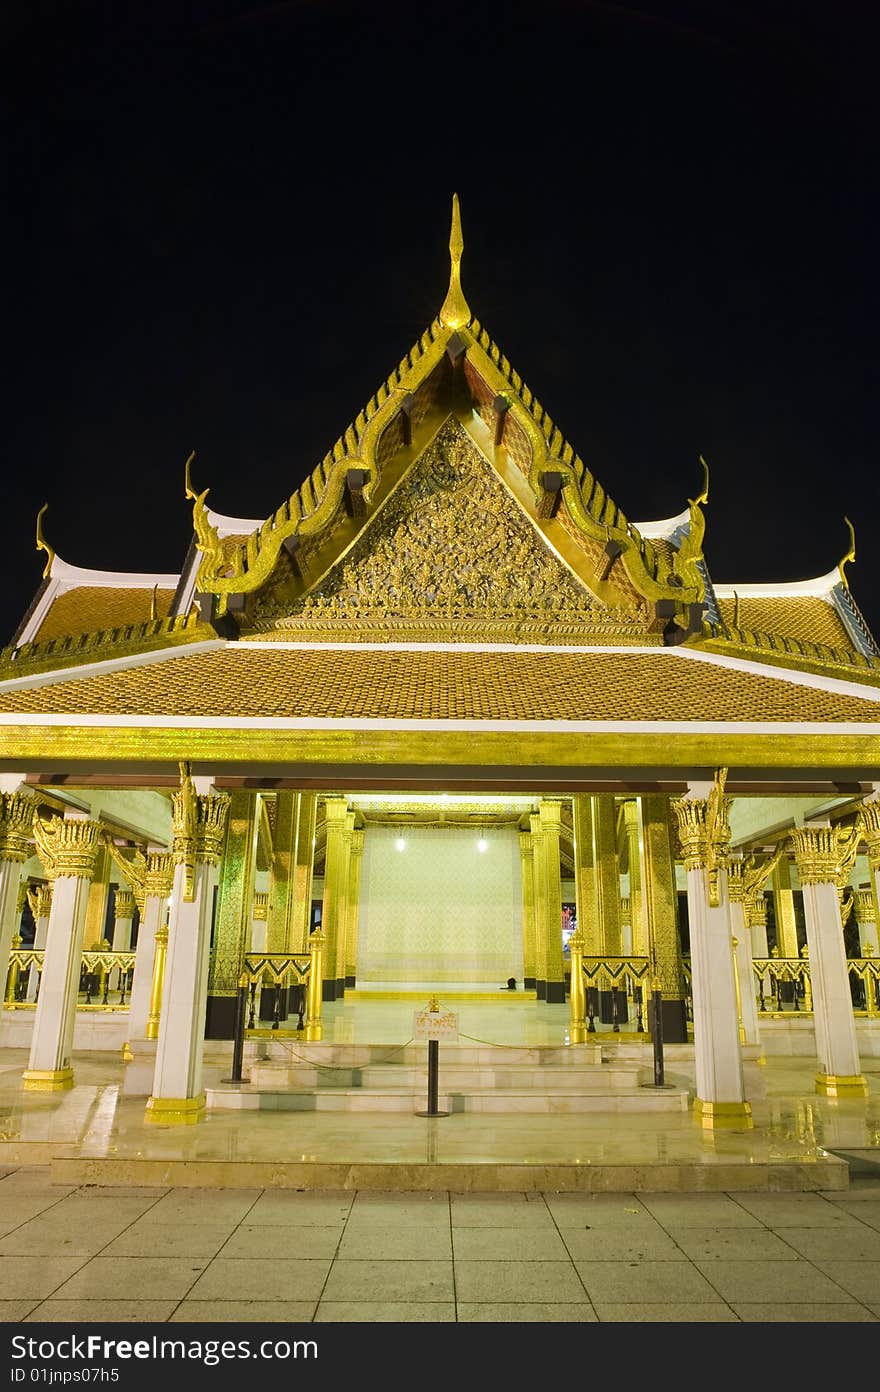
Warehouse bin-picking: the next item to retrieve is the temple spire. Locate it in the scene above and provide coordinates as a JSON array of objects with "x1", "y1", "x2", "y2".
[
  {"x1": 838, "y1": 515, "x2": 856, "y2": 587},
  {"x1": 35, "y1": 503, "x2": 55, "y2": 579},
  {"x1": 439, "y1": 193, "x2": 471, "y2": 330}
]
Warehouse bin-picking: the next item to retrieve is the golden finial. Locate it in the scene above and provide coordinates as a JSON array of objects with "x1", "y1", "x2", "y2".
[
  {"x1": 439, "y1": 193, "x2": 471, "y2": 330},
  {"x1": 694, "y1": 455, "x2": 710, "y2": 506},
  {"x1": 149, "y1": 584, "x2": 159, "y2": 622},
  {"x1": 732, "y1": 590, "x2": 740, "y2": 629},
  {"x1": 838, "y1": 515, "x2": 856, "y2": 588},
  {"x1": 184, "y1": 450, "x2": 197, "y2": 501},
  {"x1": 35, "y1": 503, "x2": 55, "y2": 580}
]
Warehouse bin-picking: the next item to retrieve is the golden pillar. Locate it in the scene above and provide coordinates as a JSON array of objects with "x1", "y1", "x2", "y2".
[
  {"x1": 639, "y1": 795, "x2": 688, "y2": 1042},
  {"x1": 267, "y1": 792, "x2": 296, "y2": 954},
  {"x1": 568, "y1": 929, "x2": 587, "y2": 1042},
  {"x1": 533, "y1": 800, "x2": 564, "y2": 1003},
  {"x1": 622, "y1": 799, "x2": 646, "y2": 954},
  {"x1": 144, "y1": 923, "x2": 168, "y2": 1041},
  {"x1": 572, "y1": 796, "x2": 600, "y2": 955},
  {"x1": 321, "y1": 796, "x2": 353, "y2": 1001},
  {"x1": 772, "y1": 857, "x2": 800, "y2": 959},
  {"x1": 305, "y1": 928, "x2": 325, "y2": 1040},
  {"x1": 83, "y1": 843, "x2": 111, "y2": 949},
  {"x1": 208, "y1": 789, "x2": 258, "y2": 1037},
  {"x1": 344, "y1": 827, "x2": 365, "y2": 987},
  {"x1": 290, "y1": 792, "x2": 318, "y2": 953},
  {"x1": 591, "y1": 796, "x2": 621, "y2": 956},
  {"x1": 518, "y1": 829, "x2": 537, "y2": 989}
]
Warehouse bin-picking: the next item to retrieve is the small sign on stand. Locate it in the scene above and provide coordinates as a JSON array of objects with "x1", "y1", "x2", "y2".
[{"x1": 414, "y1": 995, "x2": 457, "y2": 1117}]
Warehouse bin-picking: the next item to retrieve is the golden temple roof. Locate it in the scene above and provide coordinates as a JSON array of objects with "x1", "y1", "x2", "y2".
[
  {"x1": 0, "y1": 645, "x2": 878, "y2": 724},
  {"x1": 34, "y1": 586, "x2": 176, "y2": 642}
]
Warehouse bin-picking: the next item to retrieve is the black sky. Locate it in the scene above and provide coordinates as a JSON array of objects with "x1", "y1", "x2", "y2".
[{"x1": 3, "y1": 0, "x2": 879, "y2": 642}]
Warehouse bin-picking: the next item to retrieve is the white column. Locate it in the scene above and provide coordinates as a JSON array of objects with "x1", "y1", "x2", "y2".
[
  {"x1": 791, "y1": 824, "x2": 865, "y2": 1096},
  {"x1": 0, "y1": 788, "x2": 35, "y2": 996},
  {"x1": 146, "y1": 785, "x2": 229, "y2": 1124},
  {"x1": 127, "y1": 852, "x2": 174, "y2": 1041},
  {"x1": 23, "y1": 812, "x2": 102, "y2": 1090},
  {"x1": 862, "y1": 796, "x2": 880, "y2": 952},
  {"x1": 854, "y1": 888, "x2": 878, "y2": 956},
  {"x1": 250, "y1": 874, "x2": 269, "y2": 951},
  {"x1": 727, "y1": 863, "x2": 761, "y2": 1047},
  {"x1": 673, "y1": 784, "x2": 750, "y2": 1128},
  {"x1": 26, "y1": 882, "x2": 52, "y2": 1000}
]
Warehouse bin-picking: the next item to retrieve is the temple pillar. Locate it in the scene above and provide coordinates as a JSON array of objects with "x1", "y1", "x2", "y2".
[
  {"x1": 790, "y1": 824, "x2": 866, "y2": 1097},
  {"x1": 207, "y1": 790, "x2": 258, "y2": 1039},
  {"x1": 83, "y1": 844, "x2": 111, "y2": 949},
  {"x1": 251, "y1": 885, "x2": 269, "y2": 951},
  {"x1": 0, "y1": 789, "x2": 35, "y2": 1000},
  {"x1": 862, "y1": 797, "x2": 880, "y2": 952},
  {"x1": 673, "y1": 783, "x2": 750, "y2": 1128},
  {"x1": 591, "y1": 796, "x2": 623, "y2": 1023},
  {"x1": 854, "y1": 888, "x2": 878, "y2": 957},
  {"x1": 290, "y1": 793, "x2": 317, "y2": 953},
  {"x1": 639, "y1": 795, "x2": 688, "y2": 1042},
  {"x1": 619, "y1": 897, "x2": 632, "y2": 956},
  {"x1": 622, "y1": 799, "x2": 645, "y2": 954},
  {"x1": 267, "y1": 792, "x2": 296, "y2": 954},
  {"x1": 344, "y1": 828, "x2": 365, "y2": 988},
  {"x1": 108, "y1": 888, "x2": 135, "y2": 993},
  {"x1": 25, "y1": 881, "x2": 52, "y2": 1000},
  {"x1": 727, "y1": 861, "x2": 761, "y2": 1046},
  {"x1": 320, "y1": 797, "x2": 352, "y2": 1001},
  {"x1": 146, "y1": 779, "x2": 230, "y2": 1124},
  {"x1": 23, "y1": 811, "x2": 102, "y2": 1090},
  {"x1": 572, "y1": 796, "x2": 599, "y2": 954},
  {"x1": 534, "y1": 799, "x2": 564, "y2": 1003},
  {"x1": 518, "y1": 830, "x2": 537, "y2": 990},
  {"x1": 127, "y1": 852, "x2": 174, "y2": 1040},
  {"x1": 772, "y1": 857, "x2": 800, "y2": 959}
]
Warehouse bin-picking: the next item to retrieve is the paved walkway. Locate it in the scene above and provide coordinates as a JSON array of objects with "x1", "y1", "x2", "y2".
[{"x1": 0, "y1": 1166, "x2": 879, "y2": 1323}]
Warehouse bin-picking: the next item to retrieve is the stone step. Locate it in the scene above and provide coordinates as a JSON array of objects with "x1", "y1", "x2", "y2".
[
  {"x1": 246, "y1": 1061, "x2": 649, "y2": 1091},
  {"x1": 251, "y1": 1042, "x2": 608, "y2": 1068},
  {"x1": 205, "y1": 1083, "x2": 690, "y2": 1114}
]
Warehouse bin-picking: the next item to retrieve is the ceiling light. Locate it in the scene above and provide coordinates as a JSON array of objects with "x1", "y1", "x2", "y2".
[{"x1": 395, "y1": 837, "x2": 407, "y2": 852}]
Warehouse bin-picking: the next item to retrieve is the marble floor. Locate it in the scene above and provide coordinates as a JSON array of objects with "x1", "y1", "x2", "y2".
[{"x1": 0, "y1": 1001, "x2": 878, "y2": 1324}]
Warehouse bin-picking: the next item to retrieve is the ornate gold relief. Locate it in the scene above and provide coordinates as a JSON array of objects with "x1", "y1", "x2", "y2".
[
  {"x1": 106, "y1": 839, "x2": 147, "y2": 913},
  {"x1": 26, "y1": 881, "x2": 52, "y2": 921},
  {"x1": 144, "y1": 852, "x2": 175, "y2": 901},
  {"x1": 171, "y1": 763, "x2": 230, "y2": 900},
  {"x1": 114, "y1": 890, "x2": 136, "y2": 920},
  {"x1": 250, "y1": 418, "x2": 648, "y2": 642},
  {"x1": 31, "y1": 812, "x2": 101, "y2": 881},
  {"x1": 862, "y1": 800, "x2": 880, "y2": 870},
  {"x1": 672, "y1": 768, "x2": 730, "y2": 906},
  {"x1": 0, "y1": 791, "x2": 35, "y2": 863},
  {"x1": 790, "y1": 821, "x2": 862, "y2": 886}
]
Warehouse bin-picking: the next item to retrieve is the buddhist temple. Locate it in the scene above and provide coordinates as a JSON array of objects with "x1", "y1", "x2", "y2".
[{"x1": 0, "y1": 196, "x2": 878, "y2": 1141}]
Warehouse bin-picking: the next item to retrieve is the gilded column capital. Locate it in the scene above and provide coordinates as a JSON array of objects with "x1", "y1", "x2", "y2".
[
  {"x1": 195, "y1": 791, "x2": 231, "y2": 866},
  {"x1": 144, "y1": 852, "x2": 175, "y2": 900},
  {"x1": 114, "y1": 890, "x2": 136, "y2": 920},
  {"x1": 0, "y1": 790, "x2": 35, "y2": 863},
  {"x1": 727, "y1": 860, "x2": 745, "y2": 904},
  {"x1": 252, "y1": 891, "x2": 269, "y2": 921},
  {"x1": 16, "y1": 881, "x2": 29, "y2": 914},
  {"x1": 744, "y1": 888, "x2": 768, "y2": 928},
  {"x1": 790, "y1": 823, "x2": 859, "y2": 886},
  {"x1": 854, "y1": 887, "x2": 876, "y2": 925},
  {"x1": 32, "y1": 812, "x2": 102, "y2": 881},
  {"x1": 538, "y1": 799, "x2": 564, "y2": 831},
  {"x1": 350, "y1": 829, "x2": 365, "y2": 858},
  {"x1": 861, "y1": 799, "x2": 880, "y2": 869},
  {"x1": 27, "y1": 881, "x2": 53, "y2": 920},
  {"x1": 672, "y1": 770, "x2": 730, "y2": 907}
]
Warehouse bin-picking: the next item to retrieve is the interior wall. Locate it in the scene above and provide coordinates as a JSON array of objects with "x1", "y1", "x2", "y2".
[{"x1": 357, "y1": 824, "x2": 523, "y2": 983}]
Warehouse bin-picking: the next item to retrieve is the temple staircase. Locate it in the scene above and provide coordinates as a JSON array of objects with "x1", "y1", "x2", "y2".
[{"x1": 205, "y1": 1040, "x2": 690, "y2": 1114}]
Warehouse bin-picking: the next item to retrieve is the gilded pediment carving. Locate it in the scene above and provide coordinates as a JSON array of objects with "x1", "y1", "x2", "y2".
[{"x1": 247, "y1": 418, "x2": 650, "y2": 643}]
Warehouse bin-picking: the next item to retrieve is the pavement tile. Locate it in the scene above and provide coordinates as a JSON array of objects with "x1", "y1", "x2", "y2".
[
  {"x1": 732, "y1": 1302, "x2": 877, "y2": 1321},
  {"x1": 320, "y1": 1259, "x2": 454, "y2": 1302},
  {"x1": 458, "y1": 1302, "x2": 597, "y2": 1321},
  {"x1": 0, "y1": 1256, "x2": 91, "y2": 1300},
  {"x1": 559, "y1": 1227, "x2": 686, "y2": 1261},
  {"x1": 187, "y1": 1257, "x2": 331, "y2": 1301},
  {"x1": 693, "y1": 1259, "x2": 859, "y2": 1303},
  {"x1": 25, "y1": 1301, "x2": 178, "y2": 1323},
  {"x1": 50, "y1": 1257, "x2": 208, "y2": 1301},
  {"x1": 810, "y1": 1262, "x2": 880, "y2": 1304},
  {"x1": 728, "y1": 1194, "x2": 862, "y2": 1227},
  {"x1": 454, "y1": 1260, "x2": 587, "y2": 1303},
  {"x1": 593, "y1": 1303, "x2": 739, "y2": 1322},
  {"x1": 637, "y1": 1195, "x2": 761, "y2": 1228},
  {"x1": 221, "y1": 1224, "x2": 343, "y2": 1259},
  {"x1": 575, "y1": 1259, "x2": 720, "y2": 1303},
  {"x1": 170, "y1": 1301, "x2": 317, "y2": 1322},
  {"x1": 667, "y1": 1227, "x2": 799, "y2": 1261},
  {"x1": 314, "y1": 1301, "x2": 456, "y2": 1321}
]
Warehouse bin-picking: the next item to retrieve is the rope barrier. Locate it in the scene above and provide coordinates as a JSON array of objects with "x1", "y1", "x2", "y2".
[{"x1": 263, "y1": 1037, "x2": 417, "y2": 1074}]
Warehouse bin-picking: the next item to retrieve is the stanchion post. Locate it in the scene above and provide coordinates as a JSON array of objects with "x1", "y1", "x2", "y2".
[
  {"x1": 568, "y1": 931, "x2": 587, "y2": 1043},
  {"x1": 229, "y1": 973, "x2": 248, "y2": 1083},
  {"x1": 651, "y1": 974, "x2": 664, "y2": 1087},
  {"x1": 416, "y1": 994, "x2": 450, "y2": 1118}
]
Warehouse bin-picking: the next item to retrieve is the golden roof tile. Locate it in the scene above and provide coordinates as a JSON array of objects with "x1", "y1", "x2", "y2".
[
  {"x1": 0, "y1": 647, "x2": 877, "y2": 724},
  {"x1": 716, "y1": 596, "x2": 852, "y2": 651},
  {"x1": 35, "y1": 587, "x2": 176, "y2": 642}
]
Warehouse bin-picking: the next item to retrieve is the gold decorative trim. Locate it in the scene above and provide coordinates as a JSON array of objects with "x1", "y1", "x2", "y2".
[
  {"x1": 672, "y1": 769, "x2": 730, "y2": 905},
  {"x1": 22, "y1": 1067, "x2": 74, "y2": 1091},
  {"x1": 790, "y1": 822, "x2": 861, "y2": 886},
  {"x1": 815, "y1": 1072, "x2": 868, "y2": 1098},
  {"x1": 32, "y1": 812, "x2": 101, "y2": 881},
  {"x1": 0, "y1": 790, "x2": 35, "y2": 863},
  {"x1": 144, "y1": 851, "x2": 175, "y2": 900},
  {"x1": 144, "y1": 1093, "x2": 206, "y2": 1125},
  {"x1": 692, "y1": 1098, "x2": 753, "y2": 1129},
  {"x1": 862, "y1": 800, "x2": 880, "y2": 870}
]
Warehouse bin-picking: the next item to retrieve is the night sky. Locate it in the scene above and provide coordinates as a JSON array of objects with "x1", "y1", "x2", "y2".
[{"x1": 4, "y1": 1, "x2": 879, "y2": 644}]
